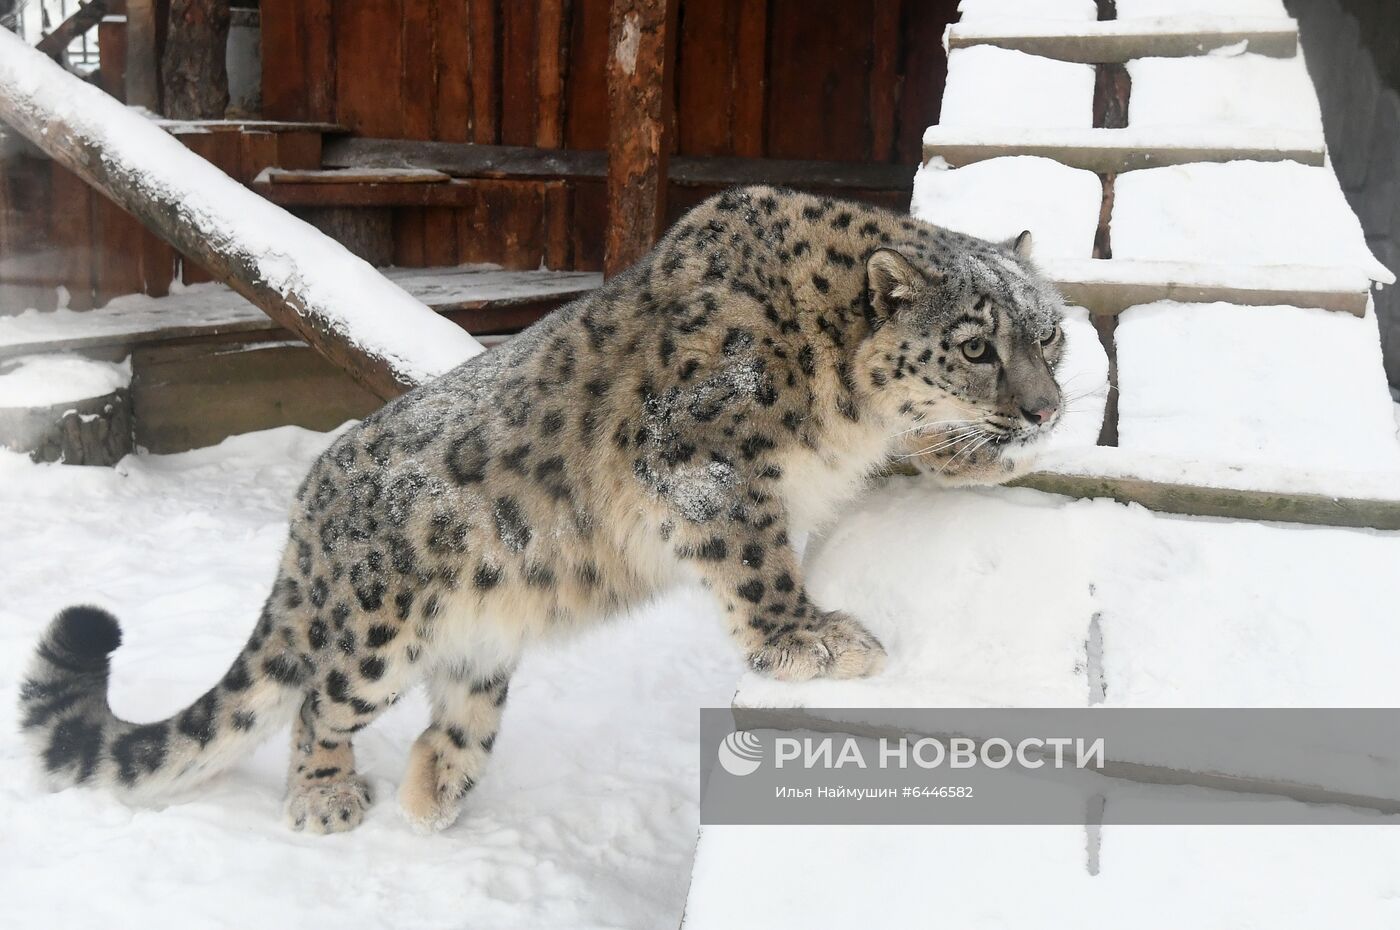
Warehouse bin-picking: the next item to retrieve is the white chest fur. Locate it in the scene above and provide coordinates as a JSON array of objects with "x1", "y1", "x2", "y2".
[{"x1": 776, "y1": 413, "x2": 895, "y2": 537}]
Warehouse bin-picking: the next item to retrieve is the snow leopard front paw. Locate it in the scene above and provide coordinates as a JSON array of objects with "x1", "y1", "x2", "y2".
[
  {"x1": 285, "y1": 773, "x2": 374, "y2": 834},
  {"x1": 748, "y1": 611, "x2": 886, "y2": 681}
]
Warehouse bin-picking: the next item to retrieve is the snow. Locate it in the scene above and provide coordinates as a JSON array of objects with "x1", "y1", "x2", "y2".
[
  {"x1": 0, "y1": 426, "x2": 739, "y2": 930},
  {"x1": 940, "y1": 47, "x2": 1096, "y2": 129},
  {"x1": 734, "y1": 479, "x2": 1400, "y2": 713},
  {"x1": 686, "y1": 819, "x2": 1400, "y2": 929},
  {"x1": 956, "y1": 0, "x2": 1098, "y2": 22},
  {"x1": 911, "y1": 156, "x2": 1102, "y2": 259},
  {"x1": 1111, "y1": 161, "x2": 1395, "y2": 286},
  {"x1": 1115, "y1": 301, "x2": 1400, "y2": 473},
  {"x1": 1115, "y1": 0, "x2": 1288, "y2": 17},
  {"x1": 1127, "y1": 52, "x2": 1322, "y2": 132},
  {"x1": 0, "y1": 31, "x2": 482, "y2": 387},
  {"x1": 0, "y1": 354, "x2": 131, "y2": 408},
  {"x1": 1042, "y1": 306, "x2": 1109, "y2": 452}
]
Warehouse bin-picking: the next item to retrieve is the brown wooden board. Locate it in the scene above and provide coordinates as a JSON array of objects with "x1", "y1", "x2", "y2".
[
  {"x1": 92, "y1": 192, "x2": 146, "y2": 306},
  {"x1": 501, "y1": 0, "x2": 540, "y2": 146},
  {"x1": 423, "y1": 205, "x2": 460, "y2": 266},
  {"x1": 435, "y1": 0, "x2": 473, "y2": 142},
  {"x1": 565, "y1": 0, "x2": 610, "y2": 150},
  {"x1": 401, "y1": 0, "x2": 439, "y2": 142},
  {"x1": 238, "y1": 131, "x2": 282, "y2": 183},
  {"x1": 392, "y1": 207, "x2": 429, "y2": 266},
  {"x1": 335, "y1": 0, "x2": 405, "y2": 138},
  {"x1": 49, "y1": 165, "x2": 96, "y2": 311},
  {"x1": 467, "y1": 0, "x2": 501, "y2": 143},
  {"x1": 274, "y1": 131, "x2": 325, "y2": 171},
  {"x1": 258, "y1": 0, "x2": 305, "y2": 120},
  {"x1": 321, "y1": 138, "x2": 915, "y2": 189},
  {"x1": 765, "y1": 0, "x2": 874, "y2": 162}
]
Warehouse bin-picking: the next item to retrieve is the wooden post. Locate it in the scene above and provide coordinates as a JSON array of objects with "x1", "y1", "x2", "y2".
[
  {"x1": 604, "y1": 0, "x2": 677, "y2": 278},
  {"x1": 161, "y1": 0, "x2": 228, "y2": 119},
  {"x1": 125, "y1": 0, "x2": 161, "y2": 111},
  {"x1": 0, "y1": 30, "x2": 482, "y2": 400}
]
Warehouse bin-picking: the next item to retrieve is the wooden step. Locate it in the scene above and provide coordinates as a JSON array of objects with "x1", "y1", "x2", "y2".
[
  {"x1": 1013, "y1": 450, "x2": 1400, "y2": 531},
  {"x1": 0, "y1": 266, "x2": 602, "y2": 361},
  {"x1": 1040, "y1": 258, "x2": 1370, "y2": 316},
  {"x1": 945, "y1": 16, "x2": 1299, "y2": 63},
  {"x1": 922, "y1": 126, "x2": 1326, "y2": 172}
]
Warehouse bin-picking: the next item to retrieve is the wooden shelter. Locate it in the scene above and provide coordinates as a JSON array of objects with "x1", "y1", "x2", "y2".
[{"x1": 1, "y1": 0, "x2": 957, "y2": 307}]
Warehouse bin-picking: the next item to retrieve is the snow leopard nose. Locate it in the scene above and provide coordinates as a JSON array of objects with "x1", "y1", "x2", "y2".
[{"x1": 1020, "y1": 403, "x2": 1058, "y2": 425}]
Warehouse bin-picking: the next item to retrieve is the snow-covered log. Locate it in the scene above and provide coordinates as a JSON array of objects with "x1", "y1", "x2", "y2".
[{"x1": 0, "y1": 30, "x2": 483, "y2": 400}]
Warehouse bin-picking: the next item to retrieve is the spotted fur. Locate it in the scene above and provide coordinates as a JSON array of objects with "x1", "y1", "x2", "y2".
[{"x1": 19, "y1": 187, "x2": 1066, "y2": 833}]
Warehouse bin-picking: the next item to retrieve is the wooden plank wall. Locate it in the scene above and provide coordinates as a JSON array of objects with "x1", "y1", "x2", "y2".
[
  {"x1": 261, "y1": 0, "x2": 955, "y2": 272},
  {"x1": 0, "y1": 0, "x2": 957, "y2": 314},
  {"x1": 0, "y1": 130, "x2": 322, "y2": 315}
]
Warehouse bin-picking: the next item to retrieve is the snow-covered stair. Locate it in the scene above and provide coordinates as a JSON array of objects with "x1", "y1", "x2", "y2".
[{"x1": 683, "y1": 1, "x2": 1400, "y2": 924}]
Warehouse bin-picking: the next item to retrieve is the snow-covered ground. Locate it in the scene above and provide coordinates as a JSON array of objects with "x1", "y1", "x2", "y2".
[{"x1": 0, "y1": 427, "x2": 738, "y2": 930}]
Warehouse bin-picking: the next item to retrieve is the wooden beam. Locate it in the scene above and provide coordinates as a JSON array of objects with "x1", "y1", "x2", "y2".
[
  {"x1": 1012, "y1": 470, "x2": 1400, "y2": 532},
  {"x1": 1038, "y1": 259, "x2": 1371, "y2": 317},
  {"x1": 945, "y1": 18, "x2": 1299, "y2": 63},
  {"x1": 922, "y1": 126, "x2": 1326, "y2": 173},
  {"x1": 0, "y1": 30, "x2": 482, "y2": 399},
  {"x1": 321, "y1": 138, "x2": 917, "y2": 190},
  {"x1": 36, "y1": 0, "x2": 110, "y2": 59},
  {"x1": 604, "y1": 0, "x2": 678, "y2": 278}
]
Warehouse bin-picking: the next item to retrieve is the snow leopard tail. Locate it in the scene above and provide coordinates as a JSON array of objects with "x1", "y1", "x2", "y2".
[{"x1": 18, "y1": 605, "x2": 303, "y2": 798}]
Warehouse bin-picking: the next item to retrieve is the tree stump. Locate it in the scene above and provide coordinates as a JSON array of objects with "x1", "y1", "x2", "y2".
[{"x1": 0, "y1": 388, "x2": 134, "y2": 465}]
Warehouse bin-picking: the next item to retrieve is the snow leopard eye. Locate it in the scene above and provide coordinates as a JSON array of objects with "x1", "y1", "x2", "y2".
[
  {"x1": 1039, "y1": 324, "x2": 1060, "y2": 347},
  {"x1": 961, "y1": 337, "x2": 990, "y2": 362}
]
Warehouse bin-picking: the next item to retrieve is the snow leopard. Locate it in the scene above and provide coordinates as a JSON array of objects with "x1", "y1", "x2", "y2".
[{"x1": 20, "y1": 186, "x2": 1067, "y2": 834}]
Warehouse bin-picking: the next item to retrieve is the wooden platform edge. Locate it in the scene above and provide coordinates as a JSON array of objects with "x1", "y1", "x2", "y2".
[
  {"x1": 1052, "y1": 277, "x2": 1368, "y2": 316},
  {"x1": 922, "y1": 138, "x2": 1326, "y2": 172},
  {"x1": 945, "y1": 24, "x2": 1299, "y2": 63},
  {"x1": 1009, "y1": 469, "x2": 1400, "y2": 530}
]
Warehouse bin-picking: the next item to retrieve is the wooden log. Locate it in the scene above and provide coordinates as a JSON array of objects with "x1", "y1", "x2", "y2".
[
  {"x1": 161, "y1": 0, "x2": 229, "y2": 119},
  {"x1": 604, "y1": 0, "x2": 678, "y2": 278},
  {"x1": 36, "y1": 0, "x2": 109, "y2": 59},
  {"x1": 0, "y1": 388, "x2": 134, "y2": 465},
  {"x1": 0, "y1": 30, "x2": 483, "y2": 399}
]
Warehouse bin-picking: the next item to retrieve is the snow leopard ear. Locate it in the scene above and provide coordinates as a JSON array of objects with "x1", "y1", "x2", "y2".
[
  {"x1": 1008, "y1": 230, "x2": 1034, "y2": 260},
  {"x1": 866, "y1": 248, "x2": 934, "y2": 321}
]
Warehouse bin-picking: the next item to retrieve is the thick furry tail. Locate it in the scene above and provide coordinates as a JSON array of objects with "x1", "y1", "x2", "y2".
[{"x1": 18, "y1": 605, "x2": 302, "y2": 798}]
